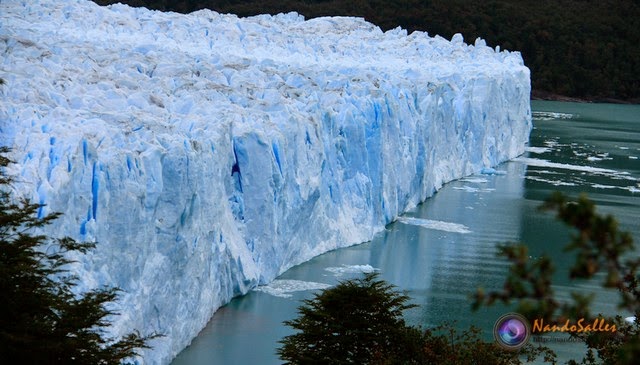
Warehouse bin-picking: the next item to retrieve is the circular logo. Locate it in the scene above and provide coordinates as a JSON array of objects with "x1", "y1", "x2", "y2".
[{"x1": 493, "y1": 313, "x2": 530, "y2": 350}]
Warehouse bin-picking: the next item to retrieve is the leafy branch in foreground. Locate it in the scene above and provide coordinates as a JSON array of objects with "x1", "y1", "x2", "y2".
[
  {"x1": 0, "y1": 147, "x2": 160, "y2": 364},
  {"x1": 474, "y1": 191, "x2": 640, "y2": 364}
]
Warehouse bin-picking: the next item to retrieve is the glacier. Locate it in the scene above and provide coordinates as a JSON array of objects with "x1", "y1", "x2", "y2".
[{"x1": 0, "y1": 0, "x2": 531, "y2": 363}]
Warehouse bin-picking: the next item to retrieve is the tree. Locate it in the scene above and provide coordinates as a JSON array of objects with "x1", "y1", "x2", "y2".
[
  {"x1": 419, "y1": 323, "x2": 553, "y2": 365},
  {"x1": 278, "y1": 272, "x2": 426, "y2": 364},
  {"x1": 277, "y1": 272, "x2": 549, "y2": 364},
  {"x1": 0, "y1": 147, "x2": 157, "y2": 364}
]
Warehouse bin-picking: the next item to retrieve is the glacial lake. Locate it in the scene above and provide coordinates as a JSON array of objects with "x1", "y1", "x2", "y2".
[{"x1": 172, "y1": 100, "x2": 640, "y2": 364}]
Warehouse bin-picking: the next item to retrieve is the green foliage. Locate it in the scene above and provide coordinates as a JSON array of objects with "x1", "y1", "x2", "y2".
[
  {"x1": 278, "y1": 272, "x2": 425, "y2": 364},
  {"x1": 420, "y1": 323, "x2": 555, "y2": 365},
  {"x1": 93, "y1": 0, "x2": 640, "y2": 102},
  {"x1": 474, "y1": 192, "x2": 640, "y2": 364},
  {"x1": 0, "y1": 147, "x2": 158, "y2": 364},
  {"x1": 278, "y1": 272, "x2": 551, "y2": 364}
]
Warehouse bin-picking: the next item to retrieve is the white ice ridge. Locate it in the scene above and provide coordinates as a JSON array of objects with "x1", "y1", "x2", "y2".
[
  {"x1": 525, "y1": 146, "x2": 552, "y2": 154},
  {"x1": 0, "y1": 0, "x2": 531, "y2": 363}
]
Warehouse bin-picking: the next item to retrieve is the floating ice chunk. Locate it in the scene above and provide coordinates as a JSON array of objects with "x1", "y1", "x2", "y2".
[
  {"x1": 253, "y1": 279, "x2": 332, "y2": 298},
  {"x1": 480, "y1": 167, "x2": 507, "y2": 175},
  {"x1": 526, "y1": 176, "x2": 578, "y2": 186},
  {"x1": 592, "y1": 184, "x2": 618, "y2": 189},
  {"x1": 396, "y1": 217, "x2": 472, "y2": 234},
  {"x1": 590, "y1": 184, "x2": 640, "y2": 193},
  {"x1": 629, "y1": 156, "x2": 638, "y2": 160},
  {"x1": 543, "y1": 140, "x2": 561, "y2": 148},
  {"x1": 452, "y1": 185, "x2": 495, "y2": 193},
  {"x1": 628, "y1": 186, "x2": 640, "y2": 193},
  {"x1": 532, "y1": 111, "x2": 575, "y2": 120},
  {"x1": 530, "y1": 169, "x2": 562, "y2": 175},
  {"x1": 454, "y1": 186, "x2": 480, "y2": 192},
  {"x1": 525, "y1": 146, "x2": 551, "y2": 154},
  {"x1": 586, "y1": 152, "x2": 612, "y2": 162},
  {"x1": 515, "y1": 157, "x2": 637, "y2": 181},
  {"x1": 459, "y1": 177, "x2": 489, "y2": 184},
  {"x1": 325, "y1": 265, "x2": 378, "y2": 276}
]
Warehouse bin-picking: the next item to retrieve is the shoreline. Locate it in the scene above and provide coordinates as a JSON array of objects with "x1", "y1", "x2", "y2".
[{"x1": 531, "y1": 90, "x2": 640, "y2": 105}]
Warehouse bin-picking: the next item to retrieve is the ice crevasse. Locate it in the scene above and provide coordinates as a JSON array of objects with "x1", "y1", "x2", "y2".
[{"x1": 0, "y1": 0, "x2": 531, "y2": 363}]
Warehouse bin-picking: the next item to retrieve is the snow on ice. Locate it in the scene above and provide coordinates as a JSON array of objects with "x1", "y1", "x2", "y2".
[{"x1": 0, "y1": 0, "x2": 531, "y2": 363}]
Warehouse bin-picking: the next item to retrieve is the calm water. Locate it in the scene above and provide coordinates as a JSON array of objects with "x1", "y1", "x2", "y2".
[{"x1": 172, "y1": 101, "x2": 640, "y2": 364}]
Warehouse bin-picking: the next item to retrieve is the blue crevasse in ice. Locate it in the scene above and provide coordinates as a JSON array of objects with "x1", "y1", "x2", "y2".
[{"x1": 0, "y1": 0, "x2": 531, "y2": 363}]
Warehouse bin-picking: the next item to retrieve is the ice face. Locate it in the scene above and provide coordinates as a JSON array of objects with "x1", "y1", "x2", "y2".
[{"x1": 0, "y1": 0, "x2": 531, "y2": 363}]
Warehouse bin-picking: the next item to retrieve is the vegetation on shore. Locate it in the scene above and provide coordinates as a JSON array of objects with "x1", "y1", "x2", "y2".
[
  {"x1": 93, "y1": 0, "x2": 639, "y2": 103},
  {"x1": 0, "y1": 148, "x2": 158, "y2": 364},
  {"x1": 278, "y1": 272, "x2": 553, "y2": 364},
  {"x1": 279, "y1": 192, "x2": 640, "y2": 364}
]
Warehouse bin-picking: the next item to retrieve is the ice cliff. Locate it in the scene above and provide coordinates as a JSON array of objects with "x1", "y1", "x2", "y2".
[{"x1": 0, "y1": 0, "x2": 531, "y2": 363}]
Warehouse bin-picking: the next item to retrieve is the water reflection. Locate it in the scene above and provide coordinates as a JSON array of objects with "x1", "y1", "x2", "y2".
[{"x1": 412, "y1": 161, "x2": 526, "y2": 333}]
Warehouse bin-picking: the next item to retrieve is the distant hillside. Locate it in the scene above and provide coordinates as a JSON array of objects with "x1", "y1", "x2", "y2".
[{"x1": 94, "y1": 0, "x2": 640, "y2": 103}]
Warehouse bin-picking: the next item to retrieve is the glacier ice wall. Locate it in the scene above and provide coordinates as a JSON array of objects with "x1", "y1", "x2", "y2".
[{"x1": 0, "y1": 0, "x2": 531, "y2": 363}]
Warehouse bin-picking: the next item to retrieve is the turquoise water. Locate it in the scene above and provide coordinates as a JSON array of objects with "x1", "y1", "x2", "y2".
[{"x1": 172, "y1": 101, "x2": 640, "y2": 364}]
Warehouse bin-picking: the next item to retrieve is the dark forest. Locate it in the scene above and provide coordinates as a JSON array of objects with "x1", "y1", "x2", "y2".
[{"x1": 93, "y1": 0, "x2": 640, "y2": 102}]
